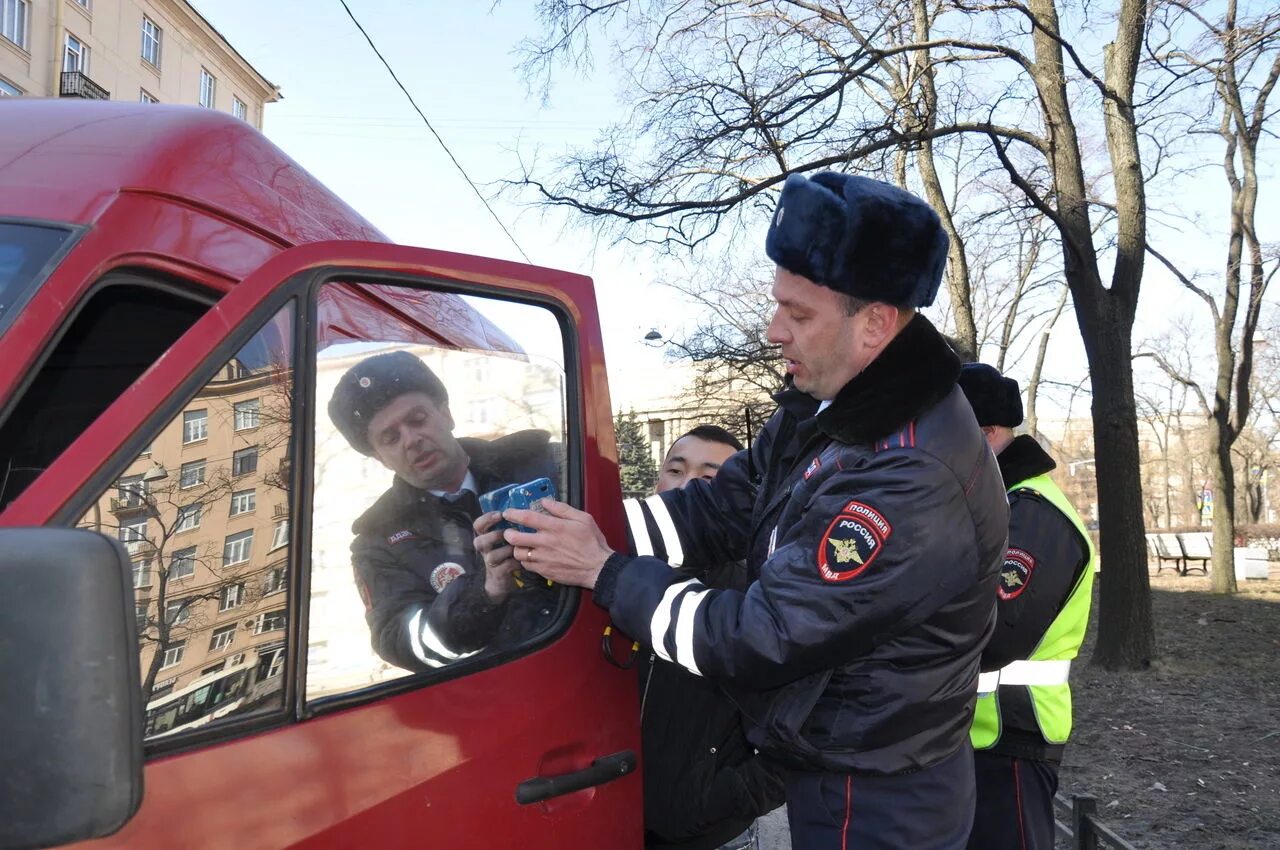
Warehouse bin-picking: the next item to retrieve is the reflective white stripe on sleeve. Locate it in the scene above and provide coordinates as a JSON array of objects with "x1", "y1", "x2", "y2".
[
  {"x1": 644, "y1": 494, "x2": 684, "y2": 568},
  {"x1": 672, "y1": 587, "x2": 710, "y2": 677},
  {"x1": 408, "y1": 608, "x2": 479, "y2": 667},
  {"x1": 623, "y1": 498, "x2": 654, "y2": 558},
  {"x1": 649, "y1": 579, "x2": 699, "y2": 663},
  {"x1": 977, "y1": 659, "x2": 1072, "y2": 693}
]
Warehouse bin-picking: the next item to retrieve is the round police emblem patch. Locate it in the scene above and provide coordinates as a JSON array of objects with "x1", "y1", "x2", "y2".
[
  {"x1": 429, "y1": 561, "x2": 466, "y2": 593},
  {"x1": 817, "y1": 501, "x2": 892, "y2": 582},
  {"x1": 998, "y1": 548, "x2": 1035, "y2": 600},
  {"x1": 358, "y1": 376, "x2": 371, "y2": 388}
]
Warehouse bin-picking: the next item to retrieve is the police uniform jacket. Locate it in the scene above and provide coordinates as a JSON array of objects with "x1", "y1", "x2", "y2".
[
  {"x1": 598, "y1": 315, "x2": 1009, "y2": 775},
  {"x1": 351, "y1": 430, "x2": 559, "y2": 671},
  {"x1": 980, "y1": 434, "x2": 1091, "y2": 762}
]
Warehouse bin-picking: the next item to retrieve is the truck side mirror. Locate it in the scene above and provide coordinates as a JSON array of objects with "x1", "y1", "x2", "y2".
[{"x1": 0, "y1": 529, "x2": 143, "y2": 850}]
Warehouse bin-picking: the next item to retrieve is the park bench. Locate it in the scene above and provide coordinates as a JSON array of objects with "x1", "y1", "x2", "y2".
[
  {"x1": 1150, "y1": 533, "x2": 1185, "y2": 575},
  {"x1": 1176, "y1": 532, "x2": 1211, "y2": 575}
]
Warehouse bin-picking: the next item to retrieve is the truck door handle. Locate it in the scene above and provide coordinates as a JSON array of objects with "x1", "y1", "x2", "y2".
[{"x1": 515, "y1": 750, "x2": 637, "y2": 805}]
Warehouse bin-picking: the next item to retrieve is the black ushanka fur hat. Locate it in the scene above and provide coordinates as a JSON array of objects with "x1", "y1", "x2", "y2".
[
  {"x1": 957, "y1": 362, "x2": 1024, "y2": 427},
  {"x1": 764, "y1": 171, "x2": 949, "y2": 308},
  {"x1": 328, "y1": 350, "x2": 449, "y2": 456}
]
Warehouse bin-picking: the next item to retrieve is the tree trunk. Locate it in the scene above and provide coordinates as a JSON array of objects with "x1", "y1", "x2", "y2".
[
  {"x1": 1026, "y1": 284, "x2": 1070, "y2": 440},
  {"x1": 1086, "y1": 312, "x2": 1156, "y2": 668},
  {"x1": 1209, "y1": 418, "x2": 1239, "y2": 591},
  {"x1": 1026, "y1": 0, "x2": 1154, "y2": 669}
]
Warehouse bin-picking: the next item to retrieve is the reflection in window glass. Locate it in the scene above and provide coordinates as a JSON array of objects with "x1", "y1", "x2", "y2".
[
  {"x1": 307, "y1": 282, "x2": 571, "y2": 703},
  {"x1": 78, "y1": 304, "x2": 295, "y2": 743}
]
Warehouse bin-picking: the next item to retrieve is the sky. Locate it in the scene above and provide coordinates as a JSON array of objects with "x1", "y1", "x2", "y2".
[
  {"x1": 196, "y1": 0, "x2": 1278, "y2": 430},
  {"x1": 198, "y1": 0, "x2": 693, "y2": 414}
]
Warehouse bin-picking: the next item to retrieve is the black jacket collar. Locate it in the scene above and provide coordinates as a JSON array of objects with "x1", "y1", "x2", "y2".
[
  {"x1": 775, "y1": 314, "x2": 960, "y2": 446},
  {"x1": 997, "y1": 434, "x2": 1056, "y2": 489}
]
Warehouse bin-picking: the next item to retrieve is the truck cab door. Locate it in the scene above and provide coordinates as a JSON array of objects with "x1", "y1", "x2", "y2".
[{"x1": 4, "y1": 241, "x2": 641, "y2": 850}]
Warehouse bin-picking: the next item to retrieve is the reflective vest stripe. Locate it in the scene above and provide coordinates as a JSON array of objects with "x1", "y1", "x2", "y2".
[
  {"x1": 977, "y1": 659, "x2": 1072, "y2": 694},
  {"x1": 623, "y1": 498, "x2": 655, "y2": 557},
  {"x1": 644, "y1": 494, "x2": 685, "y2": 568}
]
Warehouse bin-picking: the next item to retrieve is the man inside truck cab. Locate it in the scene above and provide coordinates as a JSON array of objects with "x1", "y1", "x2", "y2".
[{"x1": 328, "y1": 350, "x2": 558, "y2": 671}]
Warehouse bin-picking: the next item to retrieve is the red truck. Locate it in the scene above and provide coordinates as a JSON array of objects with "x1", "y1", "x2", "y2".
[{"x1": 0, "y1": 100, "x2": 644, "y2": 849}]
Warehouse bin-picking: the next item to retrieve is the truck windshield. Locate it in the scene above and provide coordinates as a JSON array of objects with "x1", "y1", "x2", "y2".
[{"x1": 0, "y1": 221, "x2": 77, "y2": 330}]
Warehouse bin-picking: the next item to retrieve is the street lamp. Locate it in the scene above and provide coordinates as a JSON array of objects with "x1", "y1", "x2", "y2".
[{"x1": 643, "y1": 328, "x2": 663, "y2": 342}]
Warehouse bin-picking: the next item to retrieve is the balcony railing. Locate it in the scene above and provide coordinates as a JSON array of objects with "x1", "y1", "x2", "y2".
[
  {"x1": 59, "y1": 71, "x2": 110, "y2": 101},
  {"x1": 110, "y1": 494, "x2": 149, "y2": 514}
]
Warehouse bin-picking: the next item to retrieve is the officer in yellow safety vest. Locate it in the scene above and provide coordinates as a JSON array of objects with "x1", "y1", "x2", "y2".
[{"x1": 957, "y1": 363, "x2": 1096, "y2": 850}]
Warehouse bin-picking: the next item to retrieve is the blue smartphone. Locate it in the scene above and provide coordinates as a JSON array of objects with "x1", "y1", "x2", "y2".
[{"x1": 479, "y1": 477, "x2": 557, "y2": 534}]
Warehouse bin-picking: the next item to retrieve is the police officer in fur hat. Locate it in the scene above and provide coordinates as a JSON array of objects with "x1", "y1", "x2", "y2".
[
  {"x1": 329, "y1": 350, "x2": 558, "y2": 671},
  {"x1": 957, "y1": 363, "x2": 1095, "y2": 850},
  {"x1": 481, "y1": 172, "x2": 1009, "y2": 849}
]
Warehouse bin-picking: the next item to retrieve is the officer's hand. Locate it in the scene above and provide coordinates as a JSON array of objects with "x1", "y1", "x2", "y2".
[
  {"x1": 502, "y1": 498, "x2": 613, "y2": 589},
  {"x1": 473, "y1": 511, "x2": 518, "y2": 602}
]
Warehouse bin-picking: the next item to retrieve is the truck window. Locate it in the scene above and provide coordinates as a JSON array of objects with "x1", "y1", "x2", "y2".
[
  {"x1": 306, "y1": 282, "x2": 573, "y2": 704},
  {"x1": 0, "y1": 220, "x2": 77, "y2": 330},
  {"x1": 77, "y1": 305, "x2": 295, "y2": 745},
  {"x1": 0, "y1": 275, "x2": 210, "y2": 510}
]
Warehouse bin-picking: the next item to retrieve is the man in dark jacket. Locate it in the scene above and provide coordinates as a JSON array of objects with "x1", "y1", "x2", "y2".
[
  {"x1": 957, "y1": 364, "x2": 1095, "y2": 850},
  {"x1": 328, "y1": 350, "x2": 559, "y2": 672},
  {"x1": 642, "y1": 425, "x2": 785, "y2": 850},
  {"x1": 496, "y1": 173, "x2": 1009, "y2": 849}
]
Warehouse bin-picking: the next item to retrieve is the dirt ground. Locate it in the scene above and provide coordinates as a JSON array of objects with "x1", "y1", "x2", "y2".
[{"x1": 1058, "y1": 566, "x2": 1280, "y2": 849}]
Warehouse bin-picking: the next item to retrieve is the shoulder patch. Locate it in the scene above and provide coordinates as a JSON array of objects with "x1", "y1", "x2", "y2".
[
  {"x1": 387, "y1": 529, "x2": 417, "y2": 546},
  {"x1": 998, "y1": 547, "x2": 1035, "y2": 600},
  {"x1": 818, "y1": 502, "x2": 891, "y2": 582},
  {"x1": 429, "y1": 561, "x2": 466, "y2": 593}
]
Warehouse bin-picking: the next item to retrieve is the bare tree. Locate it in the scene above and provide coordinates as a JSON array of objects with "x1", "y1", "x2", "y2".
[
  {"x1": 513, "y1": 0, "x2": 1172, "y2": 668},
  {"x1": 1145, "y1": 0, "x2": 1280, "y2": 592}
]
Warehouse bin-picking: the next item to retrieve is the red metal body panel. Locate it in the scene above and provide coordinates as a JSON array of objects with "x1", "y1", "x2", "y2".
[{"x1": 0, "y1": 102, "x2": 637, "y2": 847}]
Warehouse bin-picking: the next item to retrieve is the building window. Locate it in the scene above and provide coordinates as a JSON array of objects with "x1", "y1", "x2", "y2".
[
  {"x1": 229, "y1": 488, "x2": 256, "y2": 516},
  {"x1": 232, "y1": 96, "x2": 247, "y2": 121},
  {"x1": 139, "y1": 89, "x2": 158, "y2": 104},
  {"x1": 209, "y1": 625, "x2": 236, "y2": 652},
  {"x1": 169, "y1": 546, "x2": 196, "y2": 579},
  {"x1": 116, "y1": 474, "x2": 147, "y2": 507},
  {"x1": 262, "y1": 565, "x2": 286, "y2": 596},
  {"x1": 0, "y1": 78, "x2": 21, "y2": 96},
  {"x1": 72, "y1": 0, "x2": 89, "y2": 7},
  {"x1": 223, "y1": 529, "x2": 253, "y2": 566},
  {"x1": 160, "y1": 640, "x2": 186, "y2": 669},
  {"x1": 232, "y1": 446, "x2": 258, "y2": 477},
  {"x1": 218, "y1": 582, "x2": 244, "y2": 612},
  {"x1": 135, "y1": 603, "x2": 148, "y2": 633},
  {"x1": 234, "y1": 398, "x2": 260, "y2": 430},
  {"x1": 132, "y1": 559, "x2": 152, "y2": 589},
  {"x1": 164, "y1": 598, "x2": 192, "y2": 626},
  {"x1": 118, "y1": 518, "x2": 147, "y2": 550},
  {"x1": 141, "y1": 16, "x2": 161, "y2": 67},
  {"x1": 175, "y1": 504, "x2": 201, "y2": 533},
  {"x1": 254, "y1": 609, "x2": 286, "y2": 635},
  {"x1": 63, "y1": 33, "x2": 89, "y2": 74},
  {"x1": 183, "y1": 409, "x2": 208, "y2": 443},
  {"x1": 1, "y1": 0, "x2": 29, "y2": 50},
  {"x1": 270, "y1": 519, "x2": 289, "y2": 551},
  {"x1": 179, "y1": 459, "x2": 206, "y2": 489},
  {"x1": 199, "y1": 68, "x2": 216, "y2": 108}
]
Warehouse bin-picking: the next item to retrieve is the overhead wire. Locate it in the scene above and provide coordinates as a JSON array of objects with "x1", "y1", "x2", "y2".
[{"x1": 336, "y1": 0, "x2": 533, "y2": 264}]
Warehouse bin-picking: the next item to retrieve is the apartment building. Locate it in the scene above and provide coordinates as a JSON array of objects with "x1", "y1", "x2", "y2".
[
  {"x1": 78, "y1": 354, "x2": 293, "y2": 734},
  {"x1": 1, "y1": 0, "x2": 278, "y2": 127}
]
